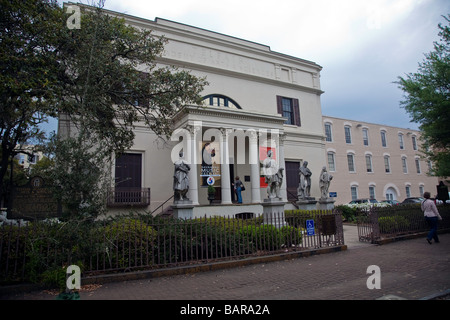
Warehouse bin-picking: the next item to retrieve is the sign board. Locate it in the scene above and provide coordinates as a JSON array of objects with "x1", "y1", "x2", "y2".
[
  {"x1": 8, "y1": 176, "x2": 61, "y2": 220},
  {"x1": 321, "y1": 215, "x2": 336, "y2": 235},
  {"x1": 329, "y1": 192, "x2": 337, "y2": 197},
  {"x1": 206, "y1": 176, "x2": 215, "y2": 186},
  {"x1": 306, "y1": 219, "x2": 315, "y2": 236}
]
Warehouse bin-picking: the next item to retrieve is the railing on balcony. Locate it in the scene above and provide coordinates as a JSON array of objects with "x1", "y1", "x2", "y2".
[{"x1": 107, "y1": 188, "x2": 150, "y2": 207}]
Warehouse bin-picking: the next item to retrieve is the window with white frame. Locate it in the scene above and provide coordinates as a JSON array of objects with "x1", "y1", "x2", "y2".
[
  {"x1": 412, "y1": 135, "x2": 418, "y2": 151},
  {"x1": 419, "y1": 185, "x2": 424, "y2": 197},
  {"x1": 381, "y1": 130, "x2": 387, "y2": 147},
  {"x1": 362, "y1": 128, "x2": 369, "y2": 146},
  {"x1": 351, "y1": 186, "x2": 358, "y2": 200},
  {"x1": 324, "y1": 123, "x2": 333, "y2": 142},
  {"x1": 415, "y1": 158, "x2": 421, "y2": 174},
  {"x1": 384, "y1": 155, "x2": 391, "y2": 173},
  {"x1": 406, "y1": 185, "x2": 411, "y2": 198},
  {"x1": 398, "y1": 133, "x2": 404, "y2": 150},
  {"x1": 344, "y1": 126, "x2": 352, "y2": 144},
  {"x1": 369, "y1": 186, "x2": 376, "y2": 199},
  {"x1": 347, "y1": 153, "x2": 355, "y2": 172},
  {"x1": 327, "y1": 152, "x2": 336, "y2": 172},
  {"x1": 365, "y1": 154, "x2": 373, "y2": 173},
  {"x1": 402, "y1": 156, "x2": 408, "y2": 174}
]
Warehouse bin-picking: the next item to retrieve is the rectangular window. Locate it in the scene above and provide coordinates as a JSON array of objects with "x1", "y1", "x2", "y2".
[
  {"x1": 381, "y1": 131, "x2": 387, "y2": 147},
  {"x1": 369, "y1": 186, "x2": 375, "y2": 199},
  {"x1": 406, "y1": 186, "x2": 411, "y2": 198},
  {"x1": 345, "y1": 126, "x2": 352, "y2": 144},
  {"x1": 402, "y1": 157, "x2": 408, "y2": 174},
  {"x1": 366, "y1": 155, "x2": 373, "y2": 173},
  {"x1": 412, "y1": 136, "x2": 418, "y2": 150},
  {"x1": 399, "y1": 134, "x2": 404, "y2": 150},
  {"x1": 362, "y1": 128, "x2": 369, "y2": 146},
  {"x1": 384, "y1": 156, "x2": 391, "y2": 173},
  {"x1": 415, "y1": 158, "x2": 421, "y2": 174},
  {"x1": 276, "y1": 96, "x2": 300, "y2": 126},
  {"x1": 419, "y1": 186, "x2": 424, "y2": 197},
  {"x1": 325, "y1": 123, "x2": 332, "y2": 142},
  {"x1": 347, "y1": 154, "x2": 355, "y2": 172},
  {"x1": 282, "y1": 98, "x2": 293, "y2": 125},
  {"x1": 327, "y1": 152, "x2": 336, "y2": 171},
  {"x1": 351, "y1": 186, "x2": 358, "y2": 200}
]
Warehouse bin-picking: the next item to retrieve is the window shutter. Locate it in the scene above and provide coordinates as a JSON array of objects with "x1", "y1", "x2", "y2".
[
  {"x1": 276, "y1": 96, "x2": 283, "y2": 115},
  {"x1": 293, "y1": 98, "x2": 300, "y2": 126}
]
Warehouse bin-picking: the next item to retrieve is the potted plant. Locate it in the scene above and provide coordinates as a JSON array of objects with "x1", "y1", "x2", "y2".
[{"x1": 207, "y1": 185, "x2": 216, "y2": 204}]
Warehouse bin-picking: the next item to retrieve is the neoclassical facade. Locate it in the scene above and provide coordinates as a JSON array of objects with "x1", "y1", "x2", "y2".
[
  {"x1": 322, "y1": 116, "x2": 439, "y2": 204},
  {"x1": 77, "y1": 10, "x2": 327, "y2": 217}
]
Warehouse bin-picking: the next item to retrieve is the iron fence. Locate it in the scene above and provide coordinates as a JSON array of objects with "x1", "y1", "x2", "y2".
[
  {"x1": 357, "y1": 204, "x2": 450, "y2": 243},
  {"x1": 0, "y1": 210, "x2": 343, "y2": 283}
]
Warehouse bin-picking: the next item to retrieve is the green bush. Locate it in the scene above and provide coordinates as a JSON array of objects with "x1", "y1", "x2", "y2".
[{"x1": 378, "y1": 216, "x2": 410, "y2": 234}]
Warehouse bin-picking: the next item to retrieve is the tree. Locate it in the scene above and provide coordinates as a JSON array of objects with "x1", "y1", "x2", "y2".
[
  {"x1": 396, "y1": 14, "x2": 450, "y2": 177},
  {"x1": 0, "y1": 0, "x2": 63, "y2": 204},
  {"x1": 1, "y1": 1, "x2": 207, "y2": 214}
]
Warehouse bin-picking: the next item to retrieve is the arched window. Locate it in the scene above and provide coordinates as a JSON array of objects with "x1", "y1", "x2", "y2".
[{"x1": 202, "y1": 94, "x2": 242, "y2": 109}]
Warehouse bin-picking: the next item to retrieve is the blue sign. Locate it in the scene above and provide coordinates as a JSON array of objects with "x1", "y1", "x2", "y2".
[
  {"x1": 306, "y1": 219, "x2": 315, "y2": 236},
  {"x1": 329, "y1": 192, "x2": 337, "y2": 197}
]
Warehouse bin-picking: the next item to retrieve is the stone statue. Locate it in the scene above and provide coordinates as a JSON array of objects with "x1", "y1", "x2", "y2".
[
  {"x1": 319, "y1": 166, "x2": 333, "y2": 200},
  {"x1": 173, "y1": 151, "x2": 190, "y2": 201},
  {"x1": 263, "y1": 150, "x2": 284, "y2": 199},
  {"x1": 298, "y1": 161, "x2": 312, "y2": 199}
]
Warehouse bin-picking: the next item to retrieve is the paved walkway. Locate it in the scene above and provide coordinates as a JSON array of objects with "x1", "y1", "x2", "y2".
[{"x1": 1, "y1": 225, "x2": 449, "y2": 301}]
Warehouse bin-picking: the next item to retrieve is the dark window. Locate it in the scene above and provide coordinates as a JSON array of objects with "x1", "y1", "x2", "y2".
[
  {"x1": 276, "y1": 96, "x2": 300, "y2": 126},
  {"x1": 115, "y1": 153, "x2": 142, "y2": 188}
]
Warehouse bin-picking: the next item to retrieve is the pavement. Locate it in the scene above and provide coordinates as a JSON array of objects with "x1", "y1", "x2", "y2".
[{"x1": 1, "y1": 224, "x2": 449, "y2": 303}]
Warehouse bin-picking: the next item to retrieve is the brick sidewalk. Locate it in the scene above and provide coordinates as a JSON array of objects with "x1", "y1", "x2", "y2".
[{"x1": 2, "y1": 231, "x2": 449, "y2": 301}]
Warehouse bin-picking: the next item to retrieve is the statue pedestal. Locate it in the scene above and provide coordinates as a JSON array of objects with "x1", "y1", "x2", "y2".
[
  {"x1": 318, "y1": 198, "x2": 335, "y2": 211},
  {"x1": 262, "y1": 198, "x2": 287, "y2": 228},
  {"x1": 296, "y1": 198, "x2": 317, "y2": 211},
  {"x1": 172, "y1": 200, "x2": 194, "y2": 220}
]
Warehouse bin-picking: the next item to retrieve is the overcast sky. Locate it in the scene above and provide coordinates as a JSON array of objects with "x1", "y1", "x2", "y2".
[{"x1": 57, "y1": 0, "x2": 449, "y2": 131}]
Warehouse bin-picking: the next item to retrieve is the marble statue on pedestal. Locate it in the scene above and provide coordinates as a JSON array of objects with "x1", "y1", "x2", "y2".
[
  {"x1": 319, "y1": 166, "x2": 333, "y2": 200},
  {"x1": 173, "y1": 151, "x2": 190, "y2": 201}
]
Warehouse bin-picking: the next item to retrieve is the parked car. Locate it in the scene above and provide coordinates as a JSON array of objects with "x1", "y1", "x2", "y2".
[
  {"x1": 401, "y1": 197, "x2": 424, "y2": 204},
  {"x1": 348, "y1": 199, "x2": 378, "y2": 204},
  {"x1": 380, "y1": 199, "x2": 400, "y2": 206}
]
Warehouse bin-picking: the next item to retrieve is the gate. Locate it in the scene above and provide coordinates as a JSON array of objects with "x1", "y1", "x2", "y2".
[{"x1": 356, "y1": 208, "x2": 380, "y2": 243}]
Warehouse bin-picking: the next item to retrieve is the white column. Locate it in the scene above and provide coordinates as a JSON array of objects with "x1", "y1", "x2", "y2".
[
  {"x1": 220, "y1": 128, "x2": 232, "y2": 204},
  {"x1": 249, "y1": 130, "x2": 261, "y2": 203},
  {"x1": 186, "y1": 123, "x2": 200, "y2": 205},
  {"x1": 279, "y1": 133, "x2": 287, "y2": 202}
]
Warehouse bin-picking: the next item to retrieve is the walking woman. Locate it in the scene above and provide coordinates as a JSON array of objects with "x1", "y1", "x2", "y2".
[{"x1": 421, "y1": 192, "x2": 443, "y2": 244}]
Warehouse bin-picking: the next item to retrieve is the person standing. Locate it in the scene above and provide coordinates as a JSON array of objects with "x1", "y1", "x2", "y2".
[
  {"x1": 421, "y1": 192, "x2": 443, "y2": 244},
  {"x1": 233, "y1": 176, "x2": 243, "y2": 204}
]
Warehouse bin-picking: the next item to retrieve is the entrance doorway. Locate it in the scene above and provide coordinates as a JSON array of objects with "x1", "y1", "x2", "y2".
[{"x1": 385, "y1": 187, "x2": 397, "y2": 201}]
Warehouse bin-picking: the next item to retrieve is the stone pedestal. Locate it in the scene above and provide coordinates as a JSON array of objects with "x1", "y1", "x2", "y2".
[
  {"x1": 262, "y1": 198, "x2": 287, "y2": 228},
  {"x1": 318, "y1": 198, "x2": 336, "y2": 210},
  {"x1": 296, "y1": 198, "x2": 318, "y2": 211},
  {"x1": 172, "y1": 200, "x2": 194, "y2": 220}
]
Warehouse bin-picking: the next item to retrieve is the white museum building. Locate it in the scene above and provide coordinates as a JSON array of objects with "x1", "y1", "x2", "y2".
[{"x1": 59, "y1": 7, "x2": 439, "y2": 217}]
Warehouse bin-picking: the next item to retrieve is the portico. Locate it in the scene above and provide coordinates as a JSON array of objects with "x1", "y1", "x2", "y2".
[{"x1": 171, "y1": 105, "x2": 287, "y2": 217}]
